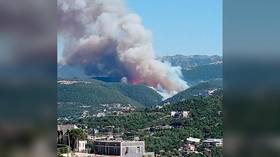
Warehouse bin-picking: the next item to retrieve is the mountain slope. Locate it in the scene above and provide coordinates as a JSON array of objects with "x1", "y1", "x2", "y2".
[
  {"x1": 58, "y1": 55, "x2": 222, "y2": 82},
  {"x1": 58, "y1": 80, "x2": 141, "y2": 107},
  {"x1": 108, "y1": 83, "x2": 163, "y2": 107},
  {"x1": 182, "y1": 63, "x2": 222, "y2": 86},
  {"x1": 162, "y1": 79, "x2": 222, "y2": 105},
  {"x1": 58, "y1": 79, "x2": 163, "y2": 107},
  {"x1": 159, "y1": 55, "x2": 222, "y2": 69}
]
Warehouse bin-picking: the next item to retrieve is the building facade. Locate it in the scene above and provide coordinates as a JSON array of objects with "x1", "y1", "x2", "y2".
[
  {"x1": 93, "y1": 140, "x2": 145, "y2": 157},
  {"x1": 77, "y1": 140, "x2": 87, "y2": 152}
]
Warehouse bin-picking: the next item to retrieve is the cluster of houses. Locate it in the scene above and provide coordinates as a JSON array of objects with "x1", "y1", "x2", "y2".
[
  {"x1": 57, "y1": 124, "x2": 154, "y2": 157},
  {"x1": 181, "y1": 137, "x2": 223, "y2": 155},
  {"x1": 77, "y1": 104, "x2": 136, "y2": 120}
]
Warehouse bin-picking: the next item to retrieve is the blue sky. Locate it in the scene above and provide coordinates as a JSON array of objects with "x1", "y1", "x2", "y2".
[{"x1": 126, "y1": 0, "x2": 222, "y2": 56}]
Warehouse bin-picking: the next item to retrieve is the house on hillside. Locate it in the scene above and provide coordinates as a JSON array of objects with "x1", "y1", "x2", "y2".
[
  {"x1": 202, "y1": 138, "x2": 223, "y2": 147},
  {"x1": 96, "y1": 112, "x2": 106, "y2": 117},
  {"x1": 182, "y1": 137, "x2": 201, "y2": 154},
  {"x1": 171, "y1": 111, "x2": 190, "y2": 118}
]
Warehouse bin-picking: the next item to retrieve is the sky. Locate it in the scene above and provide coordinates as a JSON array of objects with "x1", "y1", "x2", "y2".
[
  {"x1": 126, "y1": 0, "x2": 222, "y2": 56},
  {"x1": 57, "y1": 0, "x2": 222, "y2": 62}
]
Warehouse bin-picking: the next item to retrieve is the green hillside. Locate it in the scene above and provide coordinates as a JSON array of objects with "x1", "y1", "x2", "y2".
[
  {"x1": 162, "y1": 79, "x2": 222, "y2": 105},
  {"x1": 58, "y1": 80, "x2": 140, "y2": 106},
  {"x1": 182, "y1": 63, "x2": 222, "y2": 86},
  {"x1": 58, "y1": 79, "x2": 163, "y2": 107},
  {"x1": 147, "y1": 91, "x2": 223, "y2": 156},
  {"x1": 108, "y1": 83, "x2": 163, "y2": 107},
  {"x1": 84, "y1": 91, "x2": 223, "y2": 156}
]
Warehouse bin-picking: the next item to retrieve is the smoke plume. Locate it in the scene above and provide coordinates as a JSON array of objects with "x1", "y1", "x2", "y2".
[{"x1": 58, "y1": 0, "x2": 188, "y2": 95}]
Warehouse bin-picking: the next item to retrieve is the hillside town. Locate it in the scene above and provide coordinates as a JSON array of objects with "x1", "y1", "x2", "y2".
[
  {"x1": 57, "y1": 123, "x2": 222, "y2": 157},
  {"x1": 57, "y1": 106, "x2": 223, "y2": 157}
]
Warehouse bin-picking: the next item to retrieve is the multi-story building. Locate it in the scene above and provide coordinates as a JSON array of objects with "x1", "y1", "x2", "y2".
[{"x1": 93, "y1": 140, "x2": 152, "y2": 157}]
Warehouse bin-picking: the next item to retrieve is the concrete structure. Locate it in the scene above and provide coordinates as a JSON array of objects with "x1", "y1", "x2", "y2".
[
  {"x1": 186, "y1": 144, "x2": 196, "y2": 152},
  {"x1": 182, "y1": 111, "x2": 190, "y2": 118},
  {"x1": 96, "y1": 112, "x2": 106, "y2": 117},
  {"x1": 93, "y1": 140, "x2": 145, "y2": 157},
  {"x1": 171, "y1": 111, "x2": 190, "y2": 118},
  {"x1": 77, "y1": 140, "x2": 87, "y2": 152},
  {"x1": 184, "y1": 137, "x2": 201, "y2": 153},
  {"x1": 203, "y1": 138, "x2": 223, "y2": 147},
  {"x1": 170, "y1": 111, "x2": 177, "y2": 117},
  {"x1": 186, "y1": 137, "x2": 201, "y2": 143}
]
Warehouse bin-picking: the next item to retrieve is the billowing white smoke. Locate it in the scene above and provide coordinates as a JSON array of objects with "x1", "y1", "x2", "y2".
[{"x1": 58, "y1": 0, "x2": 188, "y2": 96}]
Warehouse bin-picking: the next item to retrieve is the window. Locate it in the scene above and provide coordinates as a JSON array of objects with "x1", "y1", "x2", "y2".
[{"x1": 136, "y1": 146, "x2": 140, "y2": 153}]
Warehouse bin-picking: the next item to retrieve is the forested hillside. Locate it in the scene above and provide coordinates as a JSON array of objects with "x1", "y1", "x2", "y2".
[
  {"x1": 182, "y1": 63, "x2": 222, "y2": 86},
  {"x1": 58, "y1": 79, "x2": 162, "y2": 107},
  {"x1": 162, "y1": 79, "x2": 222, "y2": 105},
  {"x1": 83, "y1": 91, "x2": 223, "y2": 156},
  {"x1": 108, "y1": 83, "x2": 163, "y2": 107}
]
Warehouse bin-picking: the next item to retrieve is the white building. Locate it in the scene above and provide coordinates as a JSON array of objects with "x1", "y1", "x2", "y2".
[
  {"x1": 96, "y1": 112, "x2": 106, "y2": 117},
  {"x1": 203, "y1": 138, "x2": 223, "y2": 147},
  {"x1": 170, "y1": 111, "x2": 177, "y2": 117},
  {"x1": 182, "y1": 111, "x2": 190, "y2": 118},
  {"x1": 186, "y1": 137, "x2": 201, "y2": 143},
  {"x1": 184, "y1": 137, "x2": 201, "y2": 153},
  {"x1": 77, "y1": 140, "x2": 87, "y2": 152},
  {"x1": 93, "y1": 140, "x2": 153, "y2": 157},
  {"x1": 171, "y1": 111, "x2": 190, "y2": 118}
]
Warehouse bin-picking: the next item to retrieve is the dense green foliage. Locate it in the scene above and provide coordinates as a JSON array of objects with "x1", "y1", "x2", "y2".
[
  {"x1": 68, "y1": 129, "x2": 87, "y2": 150},
  {"x1": 107, "y1": 83, "x2": 163, "y2": 107},
  {"x1": 69, "y1": 129, "x2": 87, "y2": 141},
  {"x1": 58, "y1": 80, "x2": 141, "y2": 106},
  {"x1": 84, "y1": 93, "x2": 222, "y2": 156},
  {"x1": 85, "y1": 112, "x2": 167, "y2": 132},
  {"x1": 57, "y1": 144, "x2": 70, "y2": 156},
  {"x1": 58, "y1": 79, "x2": 162, "y2": 107},
  {"x1": 146, "y1": 93, "x2": 223, "y2": 155},
  {"x1": 182, "y1": 63, "x2": 222, "y2": 86}
]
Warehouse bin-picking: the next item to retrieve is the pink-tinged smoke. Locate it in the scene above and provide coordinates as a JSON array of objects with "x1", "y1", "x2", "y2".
[{"x1": 58, "y1": 0, "x2": 188, "y2": 95}]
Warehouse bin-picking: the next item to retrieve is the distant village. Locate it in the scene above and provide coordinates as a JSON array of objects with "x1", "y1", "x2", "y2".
[{"x1": 58, "y1": 103, "x2": 137, "y2": 122}]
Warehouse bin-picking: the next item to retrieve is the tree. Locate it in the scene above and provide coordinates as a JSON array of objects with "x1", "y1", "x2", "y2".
[{"x1": 69, "y1": 129, "x2": 86, "y2": 150}]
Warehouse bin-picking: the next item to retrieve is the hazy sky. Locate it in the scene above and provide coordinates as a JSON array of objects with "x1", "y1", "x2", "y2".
[{"x1": 126, "y1": 0, "x2": 222, "y2": 56}]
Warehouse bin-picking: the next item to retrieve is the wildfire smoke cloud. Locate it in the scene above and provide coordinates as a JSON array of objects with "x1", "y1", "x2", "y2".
[{"x1": 58, "y1": 0, "x2": 188, "y2": 95}]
